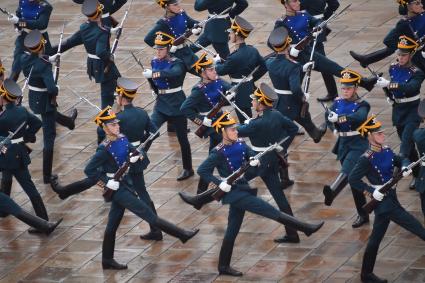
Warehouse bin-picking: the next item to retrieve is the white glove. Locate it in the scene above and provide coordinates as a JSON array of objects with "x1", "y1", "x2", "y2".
[
  {"x1": 312, "y1": 30, "x2": 322, "y2": 38},
  {"x1": 244, "y1": 118, "x2": 252, "y2": 125},
  {"x1": 0, "y1": 146, "x2": 7, "y2": 154},
  {"x1": 249, "y1": 157, "x2": 259, "y2": 167},
  {"x1": 327, "y1": 111, "x2": 338, "y2": 123},
  {"x1": 213, "y1": 54, "x2": 222, "y2": 64},
  {"x1": 219, "y1": 181, "x2": 231, "y2": 192},
  {"x1": 302, "y1": 61, "x2": 314, "y2": 72},
  {"x1": 106, "y1": 179, "x2": 120, "y2": 191},
  {"x1": 191, "y1": 27, "x2": 202, "y2": 35},
  {"x1": 143, "y1": 69, "x2": 152, "y2": 79},
  {"x1": 48, "y1": 53, "x2": 61, "y2": 63},
  {"x1": 386, "y1": 97, "x2": 394, "y2": 105},
  {"x1": 422, "y1": 51, "x2": 425, "y2": 58},
  {"x1": 289, "y1": 47, "x2": 300, "y2": 58},
  {"x1": 8, "y1": 14, "x2": 19, "y2": 24},
  {"x1": 170, "y1": 45, "x2": 178, "y2": 53},
  {"x1": 129, "y1": 155, "x2": 140, "y2": 163},
  {"x1": 202, "y1": 117, "x2": 212, "y2": 127},
  {"x1": 372, "y1": 187, "x2": 384, "y2": 201},
  {"x1": 225, "y1": 91, "x2": 236, "y2": 100},
  {"x1": 402, "y1": 167, "x2": 413, "y2": 177},
  {"x1": 275, "y1": 145, "x2": 284, "y2": 152},
  {"x1": 376, "y1": 77, "x2": 390, "y2": 88},
  {"x1": 110, "y1": 26, "x2": 120, "y2": 36},
  {"x1": 56, "y1": 85, "x2": 60, "y2": 92},
  {"x1": 304, "y1": 92, "x2": 310, "y2": 101}
]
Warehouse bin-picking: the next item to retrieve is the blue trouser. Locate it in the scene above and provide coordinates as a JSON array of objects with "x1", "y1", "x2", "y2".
[
  {"x1": 129, "y1": 173, "x2": 152, "y2": 205},
  {"x1": 193, "y1": 34, "x2": 230, "y2": 59},
  {"x1": 0, "y1": 192, "x2": 23, "y2": 215},
  {"x1": 397, "y1": 122, "x2": 420, "y2": 161},
  {"x1": 362, "y1": 205, "x2": 425, "y2": 274},
  {"x1": 3, "y1": 167, "x2": 41, "y2": 199},
  {"x1": 315, "y1": 42, "x2": 338, "y2": 96},
  {"x1": 421, "y1": 192, "x2": 425, "y2": 217},
  {"x1": 96, "y1": 79, "x2": 116, "y2": 143},
  {"x1": 299, "y1": 46, "x2": 344, "y2": 77},
  {"x1": 151, "y1": 111, "x2": 192, "y2": 170},
  {"x1": 41, "y1": 110, "x2": 57, "y2": 150}
]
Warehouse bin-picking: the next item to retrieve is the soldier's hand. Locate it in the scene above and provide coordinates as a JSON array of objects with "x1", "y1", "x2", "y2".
[
  {"x1": 110, "y1": 26, "x2": 120, "y2": 36},
  {"x1": 402, "y1": 166, "x2": 413, "y2": 177},
  {"x1": 304, "y1": 92, "x2": 310, "y2": 101},
  {"x1": 129, "y1": 155, "x2": 140, "y2": 163},
  {"x1": 372, "y1": 187, "x2": 384, "y2": 201},
  {"x1": 289, "y1": 47, "x2": 300, "y2": 58},
  {"x1": 8, "y1": 14, "x2": 19, "y2": 24},
  {"x1": 143, "y1": 69, "x2": 153, "y2": 78},
  {"x1": 327, "y1": 111, "x2": 338, "y2": 123},
  {"x1": 422, "y1": 51, "x2": 425, "y2": 58},
  {"x1": 275, "y1": 144, "x2": 284, "y2": 152},
  {"x1": 386, "y1": 97, "x2": 394, "y2": 105},
  {"x1": 110, "y1": 54, "x2": 115, "y2": 62},
  {"x1": 213, "y1": 54, "x2": 222, "y2": 64},
  {"x1": 225, "y1": 90, "x2": 236, "y2": 100},
  {"x1": 249, "y1": 157, "x2": 259, "y2": 167},
  {"x1": 0, "y1": 146, "x2": 7, "y2": 154},
  {"x1": 106, "y1": 179, "x2": 120, "y2": 191},
  {"x1": 202, "y1": 117, "x2": 212, "y2": 127},
  {"x1": 376, "y1": 77, "x2": 390, "y2": 88},
  {"x1": 170, "y1": 45, "x2": 178, "y2": 53},
  {"x1": 243, "y1": 118, "x2": 252, "y2": 125},
  {"x1": 302, "y1": 61, "x2": 314, "y2": 72},
  {"x1": 219, "y1": 181, "x2": 231, "y2": 192},
  {"x1": 191, "y1": 27, "x2": 202, "y2": 35}
]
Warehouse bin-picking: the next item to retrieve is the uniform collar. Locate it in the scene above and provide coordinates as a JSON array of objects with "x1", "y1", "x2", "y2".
[{"x1": 369, "y1": 143, "x2": 382, "y2": 152}]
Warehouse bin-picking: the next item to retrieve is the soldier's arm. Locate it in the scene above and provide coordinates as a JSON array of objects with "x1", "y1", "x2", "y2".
[
  {"x1": 237, "y1": 120, "x2": 259, "y2": 138},
  {"x1": 324, "y1": 0, "x2": 340, "y2": 20},
  {"x1": 96, "y1": 31, "x2": 112, "y2": 61},
  {"x1": 19, "y1": 3, "x2": 52, "y2": 30},
  {"x1": 252, "y1": 52, "x2": 268, "y2": 81},
  {"x1": 54, "y1": 30, "x2": 84, "y2": 54},
  {"x1": 197, "y1": 151, "x2": 222, "y2": 185},
  {"x1": 383, "y1": 25, "x2": 403, "y2": 51},
  {"x1": 215, "y1": 55, "x2": 237, "y2": 76},
  {"x1": 288, "y1": 66, "x2": 305, "y2": 101},
  {"x1": 180, "y1": 89, "x2": 204, "y2": 122},
  {"x1": 110, "y1": 0, "x2": 128, "y2": 14},
  {"x1": 41, "y1": 64, "x2": 59, "y2": 95},
  {"x1": 280, "y1": 114, "x2": 298, "y2": 149},
  {"x1": 348, "y1": 155, "x2": 375, "y2": 194},
  {"x1": 414, "y1": 129, "x2": 425, "y2": 156},
  {"x1": 144, "y1": 22, "x2": 162, "y2": 47},
  {"x1": 84, "y1": 148, "x2": 110, "y2": 184},
  {"x1": 388, "y1": 70, "x2": 425, "y2": 94},
  {"x1": 152, "y1": 60, "x2": 185, "y2": 79},
  {"x1": 339, "y1": 102, "x2": 370, "y2": 125},
  {"x1": 186, "y1": 13, "x2": 200, "y2": 29},
  {"x1": 25, "y1": 111, "x2": 42, "y2": 138},
  {"x1": 229, "y1": 0, "x2": 249, "y2": 19}
]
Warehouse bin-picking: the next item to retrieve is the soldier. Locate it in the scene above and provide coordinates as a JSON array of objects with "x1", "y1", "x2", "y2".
[
  {"x1": 0, "y1": 192, "x2": 62, "y2": 234},
  {"x1": 348, "y1": 116, "x2": 425, "y2": 283},
  {"x1": 145, "y1": 0, "x2": 200, "y2": 73},
  {"x1": 350, "y1": 0, "x2": 425, "y2": 72},
  {"x1": 0, "y1": 78, "x2": 52, "y2": 233},
  {"x1": 84, "y1": 106, "x2": 199, "y2": 270},
  {"x1": 214, "y1": 16, "x2": 268, "y2": 123},
  {"x1": 323, "y1": 69, "x2": 370, "y2": 228},
  {"x1": 142, "y1": 32, "x2": 194, "y2": 181},
  {"x1": 413, "y1": 125, "x2": 425, "y2": 220},
  {"x1": 266, "y1": 27, "x2": 326, "y2": 146},
  {"x1": 237, "y1": 83, "x2": 301, "y2": 243},
  {"x1": 7, "y1": 0, "x2": 54, "y2": 81},
  {"x1": 375, "y1": 35, "x2": 425, "y2": 190},
  {"x1": 180, "y1": 53, "x2": 231, "y2": 193},
  {"x1": 20, "y1": 30, "x2": 78, "y2": 184},
  {"x1": 179, "y1": 112, "x2": 324, "y2": 276},
  {"x1": 300, "y1": 0, "x2": 340, "y2": 102},
  {"x1": 193, "y1": 0, "x2": 248, "y2": 59},
  {"x1": 276, "y1": 0, "x2": 377, "y2": 92}
]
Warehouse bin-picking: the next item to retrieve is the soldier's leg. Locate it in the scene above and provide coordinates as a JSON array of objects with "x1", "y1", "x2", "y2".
[
  {"x1": 100, "y1": 79, "x2": 116, "y2": 109},
  {"x1": 390, "y1": 206, "x2": 425, "y2": 240},
  {"x1": 0, "y1": 172, "x2": 13, "y2": 217},
  {"x1": 55, "y1": 108, "x2": 78, "y2": 130},
  {"x1": 50, "y1": 177, "x2": 97, "y2": 200},
  {"x1": 421, "y1": 192, "x2": 425, "y2": 219},
  {"x1": 350, "y1": 47, "x2": 395, "y2": 68},
  {"x1": 41, "y1": 111, "x2": 57, "y2": 184},
  {"x1": 102, "y1": 201, "x2": 127, "y2": 269},
  {"x1": 361, "y1": 214, "x2": 390, "y2": 281},
  {"x1": 218, "y1": 205, "x2": 245, "y2": 276},
  {"x1": 150, "y1": 110, "x2": 167, "y2": 131},
  {"x1": 211, "y1": 42, "x2": 230, "y2": 60},
  {"x1": 295, "y1": 113, "x2": 326, "y2": 143},
  {"x1": 10, "y1": 36, "x2": 24, "y2": 81},
  {"x1": 192, "y1": 33, "x2": 212, "y2": 53},
  {"x1": 172, "y1": 115, "x2": 194, "y2": 181},
  {"x1": 0, "y1": 192, "x2": 22, "y2": 216},
  {"x1": 399, "y1": 122, "x2": 420, "y2": 189},
  {"x1": 315, "y1": 43, "x2": 338, "y2": 102},
  {"x1": 235, "y1": 107, "x2": 252, "y2": 124}
]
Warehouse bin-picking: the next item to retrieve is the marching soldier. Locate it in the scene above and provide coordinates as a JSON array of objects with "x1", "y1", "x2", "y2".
[
  {"x1": 85, "y1": 106, "x2": 199, "y2": 269},
  {"x1": 350, "y1": 0, "x2": 425, "y2": 72},
  {"x1": 348, "y1": 116, "x2": 425, "y2": 283},
  {"x1": 142, "y1": 32, "x2": 194, "y2": 181},
  {"x1": 21, "y1": 30, "x2": 78, "y2": 184},
  {"x1": 145, "y1": 0, "x2": 200, "y2": 73},
  {"x1": 266, "y1": 27, "x2": 326, "y2": 145},
  {"x1": 214, "y1": 16, "x2": 268, "y2": 123},
  {"x1": 7, "y1": 0, "x2": 54, "y2": 81},
  {"x1": 276, "y1": 0, "x2": 377, "y2": 92},
  {"x1": 0, "y1": 78, "x2": 52, "y2": 233},
  {"x1": 375, "y1": 35, "x2": 425, "y2": 189},
  {"x1": 193, "y1": 0, "x2": 248, "y2": 59},
  {"x1": 181, "y1": 53, "x2": 231, "y2": 193},
  {"x1": 300, "y1": 0, "x2": 340, "y2": 102},
  {"x1": 237, "y1": 83, "x2": 301, "y2": 243},
  {"x1": 413, "y1": 125, "x2": 425, "y2": 220},
  {"x1": 323, "y1": 69, "x2": 370, "y2": 228}
]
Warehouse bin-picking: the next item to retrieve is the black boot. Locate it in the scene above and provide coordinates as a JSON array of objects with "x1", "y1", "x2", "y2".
[
  {"x1": 43, "y1": 149, "x2": 57, "y2": 184},
  {"x1": 0, "y1": 175, "x2": 13, "y2": 217},
  {"x1": 176, "y1": 169, "x2": 194, "y2": 181},
  {"x1": 197, "y1": 178, "x2": 209, "y2": 194},
  {"x1": 352, "y1": 215, "x2": 369, "y2": 228},
  {"x1": 308, "y1": 123, "x2": 327, "y2": 143},
  {"x1": 359, "y1": 76, "x2": 378, "y2": 92},
  {"x1": 360, "y1": 246, "x2": 384, "y2": 283},
  {"x1": 409, "y1": 177, "x2": 416, "y2": 190},
  {"x1": 50, "y1": 177, "x2": 96, "y2": 200},
  {"x1": 28, "y1": 196, "x2": 49, "y2": 234},
  {"x1": 179, "y1": 188, "x2": 216, "y2": 210},
  {"x1": 102, "y1": 232, "x2": 128, "y2": 270},
  {"x1": 154, "y1": 217, "x2": 199, "y2": 243},
  {"x1": 274, "y1": 206, "x2": 300, "y2": 243},
  {"x1": 323, "y1": 173, "x2": 348, "y2": 206},
  {"x1": 140, "y1": 202, "x2": 163, "y2": 241},
  {"x1": 360, "y1": 273, "x2": 388, "y2": 283},
  {"x1": 317, "y1": 73, "x2": 338, "y2": 102},
  {"x1": 15, "y1": 210, "x2": 62, "y2": 235},
  {"x1": 56, "y1": 109, "x2": 77, "y2": 130},
  {"x1": 276, "y1": 212, "x2": 324, "y2": 237},
  {"x1": 279, "y1": 165, "x2": 294, "y2": 190},
  {"x1": 349, "y1": 47, "x2": 394, "y2": 68},
  {"x1": 218, "y1": 239, "x2": 243, "y2": 276}
]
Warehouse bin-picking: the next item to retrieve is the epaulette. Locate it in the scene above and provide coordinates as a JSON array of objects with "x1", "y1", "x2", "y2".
[
  {"x1": 390, "y1": 62, "x2": 397, "y2": 67},
  {"x1": 214, "y1": 142, "x2": 224, "y2": 151},
  {"x1": 100, "y1": 25, "x2": 109, "y2": 32},
  {"x1": 39, "y1": 1, "x2": 48, "y2": 7},
  {"x1": 363, "y1": 149, "x2": 374, "y2": 159},
  {"x1": 100, "y1": 139, "x2": 113, "y2": 149},
  {"x1": 410, "y1": 65, "x2": 419, "y2": 72},
  {"x1": 236, "y1": 138, "x2": 245, "y2": 144}
]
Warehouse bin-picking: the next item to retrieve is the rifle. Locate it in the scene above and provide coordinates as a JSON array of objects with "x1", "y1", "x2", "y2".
[
  {"x1": 366, "y1": 66, "x2": 391, "y2": 99},
  {"x1": 0, "y1": 7, "x2": 13, "y2": 18},
  {"x1": 172, "y1": 7, "x2": 232, "y2": 46},
  {"x1": 293, "y1": 4, "x2": 352, "y2": 53},
  {"x1": 51, "y1": 23, "x2": 65, "y2": 106},
  {"x1": 110, "y1": 0, "x2": 133, "y2": 55},
  {"x1": 185, "y1": 37, "x2": 221, "y2": 60},
  {"x1": 194, "y1": 97, "x2": 227, "y2": 138},
  {"x1": 16, "y1": 66, "x2": 33, "y2": 106},
  {"x1": 130, "y1": 51, "x2": 158, "y2": 95},
  {"x1": 68, "y1": 87, "x2": 101, "y2": 111},
  {"x1": 362, "y1": 155, "x2": 425, "y2": 214},
  {"x1": 211, "y1": 137, "x2": 289, "y2": 201},
  {"x1": 0, "y1": 121, "x2": 26, "y2": 154},
  {"x1": 220, "y1": 90, "x2": 250, "y2": 121}
]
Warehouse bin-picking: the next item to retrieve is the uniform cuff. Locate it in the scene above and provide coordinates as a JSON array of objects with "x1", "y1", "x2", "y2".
[
  {"x1": 18, "y1": 21, "x2": 26, "y2": 28},
  {"x1": 388, "y1": 82, "x2": 399, "y2": 90},
  {"x1": 152, "y1": 72, "x2": 161, "y2": 79},
  {"x1": 337, "y1": 115, "x2": 347, "y2": 123}
]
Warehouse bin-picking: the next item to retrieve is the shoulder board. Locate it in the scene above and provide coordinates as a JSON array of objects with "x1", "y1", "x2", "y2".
[
  {"x1": 390, "y1": 62, "x2": 397, "y2": 67},
  {"x1": 363, "y1": 149, "x2": 374, "y2": 159},
  {"x1": 100, "y1": 139, "x2": 113, "y2": 149},
  {"x1": 279, "y1": 16, "x2": 287, "y2": 22},
  {"x1": 100, "y1": 25, "x2": 110, "y2": 32},
  {"x1": 236, "y1": 138, "x2": 245, "y2": 144},
  {"x1": 214, "y1": 143, "x2": 224, "y2": 151},
  {"x1": 410, "y1": 65, "x2": 419, "y2": 72},
  {"x1": 196, "y1": 82, "x2": 205, "y2": 89},
  {"x1": 40, "y1": 1, "x2": 48, "y2": 7}
]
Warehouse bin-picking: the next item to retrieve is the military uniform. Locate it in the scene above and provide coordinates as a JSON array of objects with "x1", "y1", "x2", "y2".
[
  {"x1": 237, "y1": 83, "x2": 300, "y2": 243},
  {"x1": 10, "y1": 0, "x2": 54, "y2": 81},
  {"x1": 0, "y1": 79, "x2": 52, "y2": 232},
  {"x1": 84, "y1": 106, "x2": 198, "y2": 270},
  {"x1": 215, "y1": 16, "x2": 267, "y2": 123},
  {"x1": 413, "y1": 128, "x2": 425, "y2": 218},
  {"x1": 348, "y1": 117, "x2": 425, "y2": 283},
  {"x1": 193, "y1": 0, "x2": 248, "y2": 59}
]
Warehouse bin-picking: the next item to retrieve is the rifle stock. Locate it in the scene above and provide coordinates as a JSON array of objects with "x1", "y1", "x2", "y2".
[
  {"x1": 211, "y1": 163, "x2": 250, "y2": 201},
  {"x1": 194, "y1": 98, "x2": 227, "y2": 138}
]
